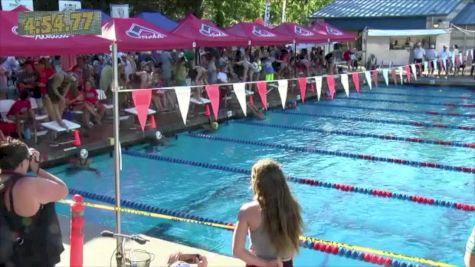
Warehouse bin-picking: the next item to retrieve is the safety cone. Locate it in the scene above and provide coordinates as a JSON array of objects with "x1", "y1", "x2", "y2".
[
  {"x1": 73, "y1": 130, "x2": 81, "y2": 146},
  {"x1": 204, "y1": 104, "x2": 211, "y2": 117},
  {"x1": 149, "y1": 115, "x2": 157, "y2": 129}
]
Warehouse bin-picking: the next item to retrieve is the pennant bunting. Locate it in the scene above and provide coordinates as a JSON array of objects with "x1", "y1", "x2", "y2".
[
  {"x1": 175, "y1": 86, "x2": 191, "y2": 125},
  {"x1": 410, "y1": 64, "x2": 417, "y2": 80},
  {"x1": 371, "y1": 70, "x2": 379, "y2": 87},
  {"x1": 298, "y1": 78, "x2": 307, "y2": 103},
  {"x1": 277, "y1": 80, "x2": 288, "y2": 109},
  {"x1": 205, "y1": 84, "x2": 220, "y2": 120},
  {"x1": 132, "y1": 90, "x2": 152, "y2": 131},
  {"x1": 364, "y1": 71, "x2": 372, "y2": 90},
  {"x1": 233, "y1": 82, "x2": 247, "y2": 116},
  {"x1": 327, "y1": 75, "x2": 336, "y2": 99},
  {"x1": 256, "y1": 81, "x2": 268, "y2": 110},
  {"x1": 451, "y1": 56, "x2": 455, "y2": 67},
  {"x1": 405, "y1": 65, "x2": 411, "y2": 82},
  {"x1": 315, "y1": 76, "x2": 322, "y2": 101},
  {"x1": 442, "y1": 59, "x2": 447, "y2": 71},
  {"x1": 351, "y1": 72, "x2": 360, "y2": 93},
  {"x1": 340, "y1": 74, "x2": 349, "y2": 97},
  {"x1": 382, "y1": 69, "x2": 389, "y2": 86},
  {"x1": 398, "y1": 66, "x2": 403, "y2": 85},
  {"x1": 423, "y1": 61, "x2": 428, "y2": 76}
]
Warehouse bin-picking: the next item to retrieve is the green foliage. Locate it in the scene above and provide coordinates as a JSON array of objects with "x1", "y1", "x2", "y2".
[{"x1": 33, "y1": 0, "x2": 331, "y2": 26}]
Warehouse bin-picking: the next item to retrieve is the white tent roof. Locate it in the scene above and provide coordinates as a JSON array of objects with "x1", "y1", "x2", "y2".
[{"x1": 367, "y1": 29, "x2": 449, "y2": 37}]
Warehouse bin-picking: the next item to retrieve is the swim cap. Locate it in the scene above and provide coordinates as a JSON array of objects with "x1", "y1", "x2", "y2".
[
  {"x1": 155, "y1": 131, "x2": 163, "y2": 140},
  {"x1": 211, "y1": 122, "x2": 219, "y2": 130},
  {"x1": 79, "y1": 149, "x2": 89, "y2": 160}
]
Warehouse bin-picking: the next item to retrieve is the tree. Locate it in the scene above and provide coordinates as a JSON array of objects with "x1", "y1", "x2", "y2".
[{"x1": 33, "y1": 0, "x2": 330, "y2": 26}]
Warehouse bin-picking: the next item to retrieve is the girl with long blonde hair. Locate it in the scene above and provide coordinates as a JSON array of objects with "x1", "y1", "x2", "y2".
[{"x1": 233, "y1": 159, "x2": 303, "y2": 267}]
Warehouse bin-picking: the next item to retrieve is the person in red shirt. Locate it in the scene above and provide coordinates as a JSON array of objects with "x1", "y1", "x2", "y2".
[
  {"x1": 7, "y1": 89, "x2": 35, "y2": 140},
  {"x1": 82, "y1": 80, "x2": 104, "y2": 127}
]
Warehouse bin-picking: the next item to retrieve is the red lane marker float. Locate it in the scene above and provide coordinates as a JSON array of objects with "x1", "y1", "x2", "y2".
[{"x1": 124, "y1": 150, "x2": 475, "y2": 212}]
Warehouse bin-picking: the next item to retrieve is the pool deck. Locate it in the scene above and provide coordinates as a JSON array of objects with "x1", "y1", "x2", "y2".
[{"x1": 57, "y1": 215, "x2": 243, "y2": 266}]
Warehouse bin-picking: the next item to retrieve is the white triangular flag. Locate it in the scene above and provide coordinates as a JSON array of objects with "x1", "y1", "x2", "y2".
[
  {"x1": 315, "y1": 76, "x2": 322, "y2": 101},
  {"x1": 410, "y1": 64, "x2": 417, "y2": 80},
  {"x1": 459, "y1": 54, "x2": 463, "y2": 65},
  {"x1": 233, "y1": 82, "x2": 247, "y2": 116},
  {"x1": 175, "y1": 86, "x2": 191, "y2": 125},
  {"x1": 364, "y1": 71, "x2": 372, "y2": 90},
  {"x1": 423, "y1": 61, "x2": 428, "y2": 75},
  {"x1": 442, "y1": 58, "x2": 447, "y2": 71},
  {"x1": 433, "y1": 60, "x2": 438, "y2": 72},
  {"x1": 382, "y1": 69, "x2": 389, "y2": 86},
  {"x1": 340, "y1": 74, "x2": 349, "y2": 97},
  {"x1": 277, "y1": 80, "x2": 288, "y2": 109},
  {"x1": 451, "y1": 55, "x2": 455, "y2": 67},
  {"x1": 398, "y1": 67, "x2": 403, "y2": 85}
]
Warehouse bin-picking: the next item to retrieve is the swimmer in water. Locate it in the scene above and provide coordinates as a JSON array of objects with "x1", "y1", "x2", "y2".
[
  {"x1": 66, "y1": 149, "x2": 100, "y2": 176},
  {"x1": 201, "y1": 119, "x2": 219, "y2": 134}
]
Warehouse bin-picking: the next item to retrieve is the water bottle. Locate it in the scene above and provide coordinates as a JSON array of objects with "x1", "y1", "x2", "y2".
[{"x1": 24, "y1": 128, "x2": 32, "y2": 140}]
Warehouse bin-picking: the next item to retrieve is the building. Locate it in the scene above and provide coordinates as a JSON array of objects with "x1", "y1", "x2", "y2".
[{"x1": 310, "y1": 0, "x2": 475, "y2": 65}]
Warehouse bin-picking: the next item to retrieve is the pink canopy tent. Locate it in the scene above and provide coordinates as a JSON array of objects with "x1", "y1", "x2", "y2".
[
  {"x1": 311, "y1": 22, "x2": 356, "y2": 42},
  {"x1": 172, "y1": 14, "x2": 247, "y2": 47},
  {"x1": 0, "y1": 11, "x2": 111, "y2": 56},
  {"x1": 273, "y1": 22, "x2": 327, "y2": 44},
  {"x1": 102, "y1": 18, "x2": 193, "y2": 51},
  {"x1": 226, "y1": 22, "x2": 292, "y2": 46},
  {"x1": 10, "y1": 5, "x2": 30, "y2": 12}
]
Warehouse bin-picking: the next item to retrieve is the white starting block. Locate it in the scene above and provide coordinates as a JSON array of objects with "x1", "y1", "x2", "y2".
[
  {"x1": 41, "y1": 120, "x2": 81, "y2": 147},
  {"x1": 190, "y1": 97, "x2": 211, "y2": 105},
  {"x1": 124, "y1": 108, "x2": 157, "y2": 130}
]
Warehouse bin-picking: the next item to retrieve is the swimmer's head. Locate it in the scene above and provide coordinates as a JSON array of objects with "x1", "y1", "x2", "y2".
[
  {"x1": 79, "y1": 149, "x2": 89, "y2": 160},
  {"x1": 211, "y1": 122, "x2": 219, "y2": 130},
  {"x1": 155, "y1": 131, "x2": 163, "y2": 140}
]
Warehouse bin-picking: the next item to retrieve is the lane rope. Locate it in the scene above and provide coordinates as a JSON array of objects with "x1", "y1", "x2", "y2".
[
  {"x1": 272, "y1": 110, "x2": 475, "y2": 131},
  {"x1": 343, "y1": 96, "x2": 475, "y2": 108},
  {"x1": 186, "y1": 134, "x2": 475, "y2": 174},
  {"x1": 307, "y1": 103, "x2": 475, "y2": 118},
  {"x1": 234, "y1": 121, "x2": 475, "y2": 149},
  {"x1": 377, "y1": 86, "x2": 475, "y2": 94},
  {"x1": 123, "y1": 150, "x2": 475, "y2": 212},
  {"x1": 60, "y1": 191, "x2": 455, "y2": 267},
  {"x1": 360, "y1": 91, "x2": 473, "y2": 101}
]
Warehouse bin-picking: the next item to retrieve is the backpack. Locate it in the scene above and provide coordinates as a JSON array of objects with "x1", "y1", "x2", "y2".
[{"x1": 0, "y1": 172, "x2": 23, "y2": 265}]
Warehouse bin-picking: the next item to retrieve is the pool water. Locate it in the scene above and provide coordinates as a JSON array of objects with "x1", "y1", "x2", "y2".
[{"x1": 51, "y1": 85, "x2": 475, "y2": 266}]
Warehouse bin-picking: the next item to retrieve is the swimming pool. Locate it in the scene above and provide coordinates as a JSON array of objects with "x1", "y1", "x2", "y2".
[{"x1": 51, "y1": 84, "x2": 475, "y2": 267}]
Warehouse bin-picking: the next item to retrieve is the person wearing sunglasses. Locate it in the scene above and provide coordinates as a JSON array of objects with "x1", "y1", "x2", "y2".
[{"x1": 0, "y1": 138, "x2": 68, "y2": 267}]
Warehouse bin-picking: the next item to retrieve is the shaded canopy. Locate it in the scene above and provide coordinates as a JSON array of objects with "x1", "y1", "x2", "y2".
[
  {"x1": 273, "y1": 22, "x2": 327, "y2": 44},
  {"x1": 172, "y1": 14, "x2": 247, "y2": 47},
  {"x1": 102, "y1": 18, "x2": 193, "y2": 52},
  {"x1": 226, "y1": 22, "x2": 292, "y2": 46}
]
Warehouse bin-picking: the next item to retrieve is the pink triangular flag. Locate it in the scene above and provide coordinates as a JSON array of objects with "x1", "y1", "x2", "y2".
[
  {"x1": 298, "y1": 78, "x2": 307, "y2": 103},
  {"x1": 405, "y1": 65, "x2": 411, "y2": 82},
  {"x1": 391, "y1": 69, "x2": 397, "y2": 85},
  {"x1": 351, "y1": 72, "x2": 360, "y2": 93},
  {"x1": 205, "y1": 84, "x2": 220, "y2": 120},
  {"x1": 256, "y1": 81, "x2": 268, "y2": 110},
  {"x1": 132, "y1": 90, "x2": 152, "y2": 131},
  {"x1": 371, "y1": 70, "x2": 379, "y2": 87},
  {"x1": 327, "y1": 75, "x2": 335, "y2": 99}
]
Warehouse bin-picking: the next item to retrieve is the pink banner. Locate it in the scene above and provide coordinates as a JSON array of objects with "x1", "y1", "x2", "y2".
[
  {"x1": 205, "y1": 85, "x2": 220, "y2": 120},
  {"x1": 327, "y1": 75, "x2": 335, "y2": 99},
  {"x1": 132, "y1": 90, "x2": 152, "y2": 131},
  {"x1": 371, "y1": 70, "x2": 379, "y2": 87},
  {"x1": 404, "y1": 65, "x2": 411, "y2": 82},
  {"x1": 351, "y1": 72, "x2": 360, "y2": 93},
  {"x1": 391, "y1": 69, "x2": 397, "y2": 85},
  {"x1": 257, "y1": 81, "x2": 268, "y2": 110},
  {"x1": 298, "y1": 78, "x2": 307, "y2": 103}
]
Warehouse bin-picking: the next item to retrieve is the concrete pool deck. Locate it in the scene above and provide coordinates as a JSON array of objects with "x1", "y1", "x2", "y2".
[{"x1": 57, "y1": 215, "x2": 243, "y2": 266}]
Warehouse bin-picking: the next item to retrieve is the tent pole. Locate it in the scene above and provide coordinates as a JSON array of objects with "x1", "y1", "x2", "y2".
[{"x1": 111, "y1": 42, "x2": 124, "y2": 267}]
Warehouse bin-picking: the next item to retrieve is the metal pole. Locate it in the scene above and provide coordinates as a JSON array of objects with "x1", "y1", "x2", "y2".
[
  {"x1": 282, "y1": 0, "x2": 287, "y2": 23},
  {"x1": 111, "y1": 42, "x2": 124, "y2": 267}
]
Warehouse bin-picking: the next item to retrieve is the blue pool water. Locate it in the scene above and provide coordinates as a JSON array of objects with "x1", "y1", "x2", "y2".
[{"x1": 51, "y1": 85, "x2": 475, "y2": 266}]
